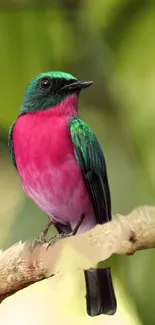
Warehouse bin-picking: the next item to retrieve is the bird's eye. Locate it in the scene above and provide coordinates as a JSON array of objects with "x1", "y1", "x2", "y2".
[{"x1": 39, "y1": 78, "x2": 52, "y2": 90}]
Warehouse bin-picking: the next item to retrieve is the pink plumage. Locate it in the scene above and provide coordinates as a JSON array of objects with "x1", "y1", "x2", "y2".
[{"x1": 13, "y1": 94, "x2": 95, "y2": 232}]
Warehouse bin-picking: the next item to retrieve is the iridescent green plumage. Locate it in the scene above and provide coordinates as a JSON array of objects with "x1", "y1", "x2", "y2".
[
  {"x1": 20, "y1": 71, "x2": 77, "y2": 115},
  {"x1": 8, "y1": 123, "x2": 17, "y2": 169},
  {"x1": 69, "y1": 117, "x2": 111, "y2": 224}
]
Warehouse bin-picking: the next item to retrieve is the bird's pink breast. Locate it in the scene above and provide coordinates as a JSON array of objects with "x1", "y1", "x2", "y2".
[{"x1": 13, "y1": 103, "x2": 93, "y2": 228}]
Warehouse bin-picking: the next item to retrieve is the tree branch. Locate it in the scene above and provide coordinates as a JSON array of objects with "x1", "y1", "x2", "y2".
[{"x1": 0, "y1": 205, "x2": 155, "y2": 302}]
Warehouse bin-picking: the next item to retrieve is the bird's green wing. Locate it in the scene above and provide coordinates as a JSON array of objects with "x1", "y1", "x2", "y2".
[
  {"x1": 8, "y1": 123, "x2": 17, "y2": 169},
  {"x1": 69, "y1": 117, "x2": 111, "y2": 223}
]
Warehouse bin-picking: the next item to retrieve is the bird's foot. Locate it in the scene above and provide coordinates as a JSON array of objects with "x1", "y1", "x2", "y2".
[
  {"x1": 31, "y1": 220, "x2": 53, "y2": 249},
  {"x1": 46, "y1": 213, "x2": 85, "y2": 249},
  {"x1": 46, "y1": 232, "x2": 69, "y2": 249},
  {"x1": 71, "y1": 213, "x2": 85, "y2": 235}
]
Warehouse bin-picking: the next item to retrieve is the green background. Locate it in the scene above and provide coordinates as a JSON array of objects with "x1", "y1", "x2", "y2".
[{"x1": 0, "y1": 1, "x2": 155, "y2": 324}]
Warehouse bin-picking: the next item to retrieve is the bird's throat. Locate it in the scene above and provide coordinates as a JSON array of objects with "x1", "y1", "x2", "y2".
[{"x1": 48, "y1": 93, "x2": 78, "y2": 117}]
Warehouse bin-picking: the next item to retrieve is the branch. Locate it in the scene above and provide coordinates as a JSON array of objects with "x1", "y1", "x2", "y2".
[{"x1": 0, "y1": 205, "x2": 155, "y2": 302}]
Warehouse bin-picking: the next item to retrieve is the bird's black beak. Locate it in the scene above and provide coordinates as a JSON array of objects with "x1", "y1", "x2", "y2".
[{"x1": 60, "y1": 80, "x2": 94, "y2": 92}]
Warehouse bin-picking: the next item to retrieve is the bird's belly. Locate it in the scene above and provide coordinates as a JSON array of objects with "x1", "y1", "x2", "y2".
[
  {"x1": 21, "y1": 155, "x2": 92, "y2": 224},
  {"x1": 13, "y1": 113, "x2": 95, "y2": 230}
]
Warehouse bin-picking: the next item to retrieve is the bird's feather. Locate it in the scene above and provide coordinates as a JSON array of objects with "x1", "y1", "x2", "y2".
[
  {"x1": 69, "y1": 117, "x2": 111, "y2": 224},
  {"x1": 68, "y1": 117, "x2": 117, "y2": 316},
  {"x1": 8, "y1": 123, "x2": 17, "y2": 169}
]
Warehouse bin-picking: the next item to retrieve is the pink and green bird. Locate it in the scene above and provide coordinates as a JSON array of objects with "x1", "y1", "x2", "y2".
[{"x1": 8, "y1": 71, "x2": 116, "y2": 317}]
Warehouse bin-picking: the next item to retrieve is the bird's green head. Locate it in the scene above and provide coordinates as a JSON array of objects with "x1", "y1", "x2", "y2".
[{"x1": 19, "y1": 71, "x2": 93, "y2": 115}]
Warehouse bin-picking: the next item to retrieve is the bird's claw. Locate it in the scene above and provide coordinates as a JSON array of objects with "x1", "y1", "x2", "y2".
[
  {"x1": 46, "y1": 232, "x2": 69, "y2": 249},
  {"x1": 31, "y1": 213, "x2": 85, "y2": 250},
  {"x1": 31, "y1": 220, "x2": 53, "y2": 250},
  {"x1": 31, "y1": 235, "x2": 48, "y2": 250},
  {"x1": 40, "y1": 220, "x2": 53, "y2": 238},
  {"x1": 46, "y1": 213, "x2": 85, "y2": 248}
]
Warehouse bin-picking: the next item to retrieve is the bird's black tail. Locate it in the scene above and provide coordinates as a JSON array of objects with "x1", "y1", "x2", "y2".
[
  {"x1": 55, "y1": 222, "x2": 117, "y2": 317},
  {"x1": 84, "y1": 268, "x2": 116, "y2": 316}
]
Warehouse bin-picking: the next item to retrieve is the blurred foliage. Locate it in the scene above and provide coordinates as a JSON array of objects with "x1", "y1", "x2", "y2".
[{"x1": 0, "y1": 0, "x2": 155, "y2": 324}]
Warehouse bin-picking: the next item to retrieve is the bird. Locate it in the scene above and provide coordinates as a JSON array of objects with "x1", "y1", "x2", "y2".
[{"x1": 8, "y1": 71, "x2": 117, "y2": 317}]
